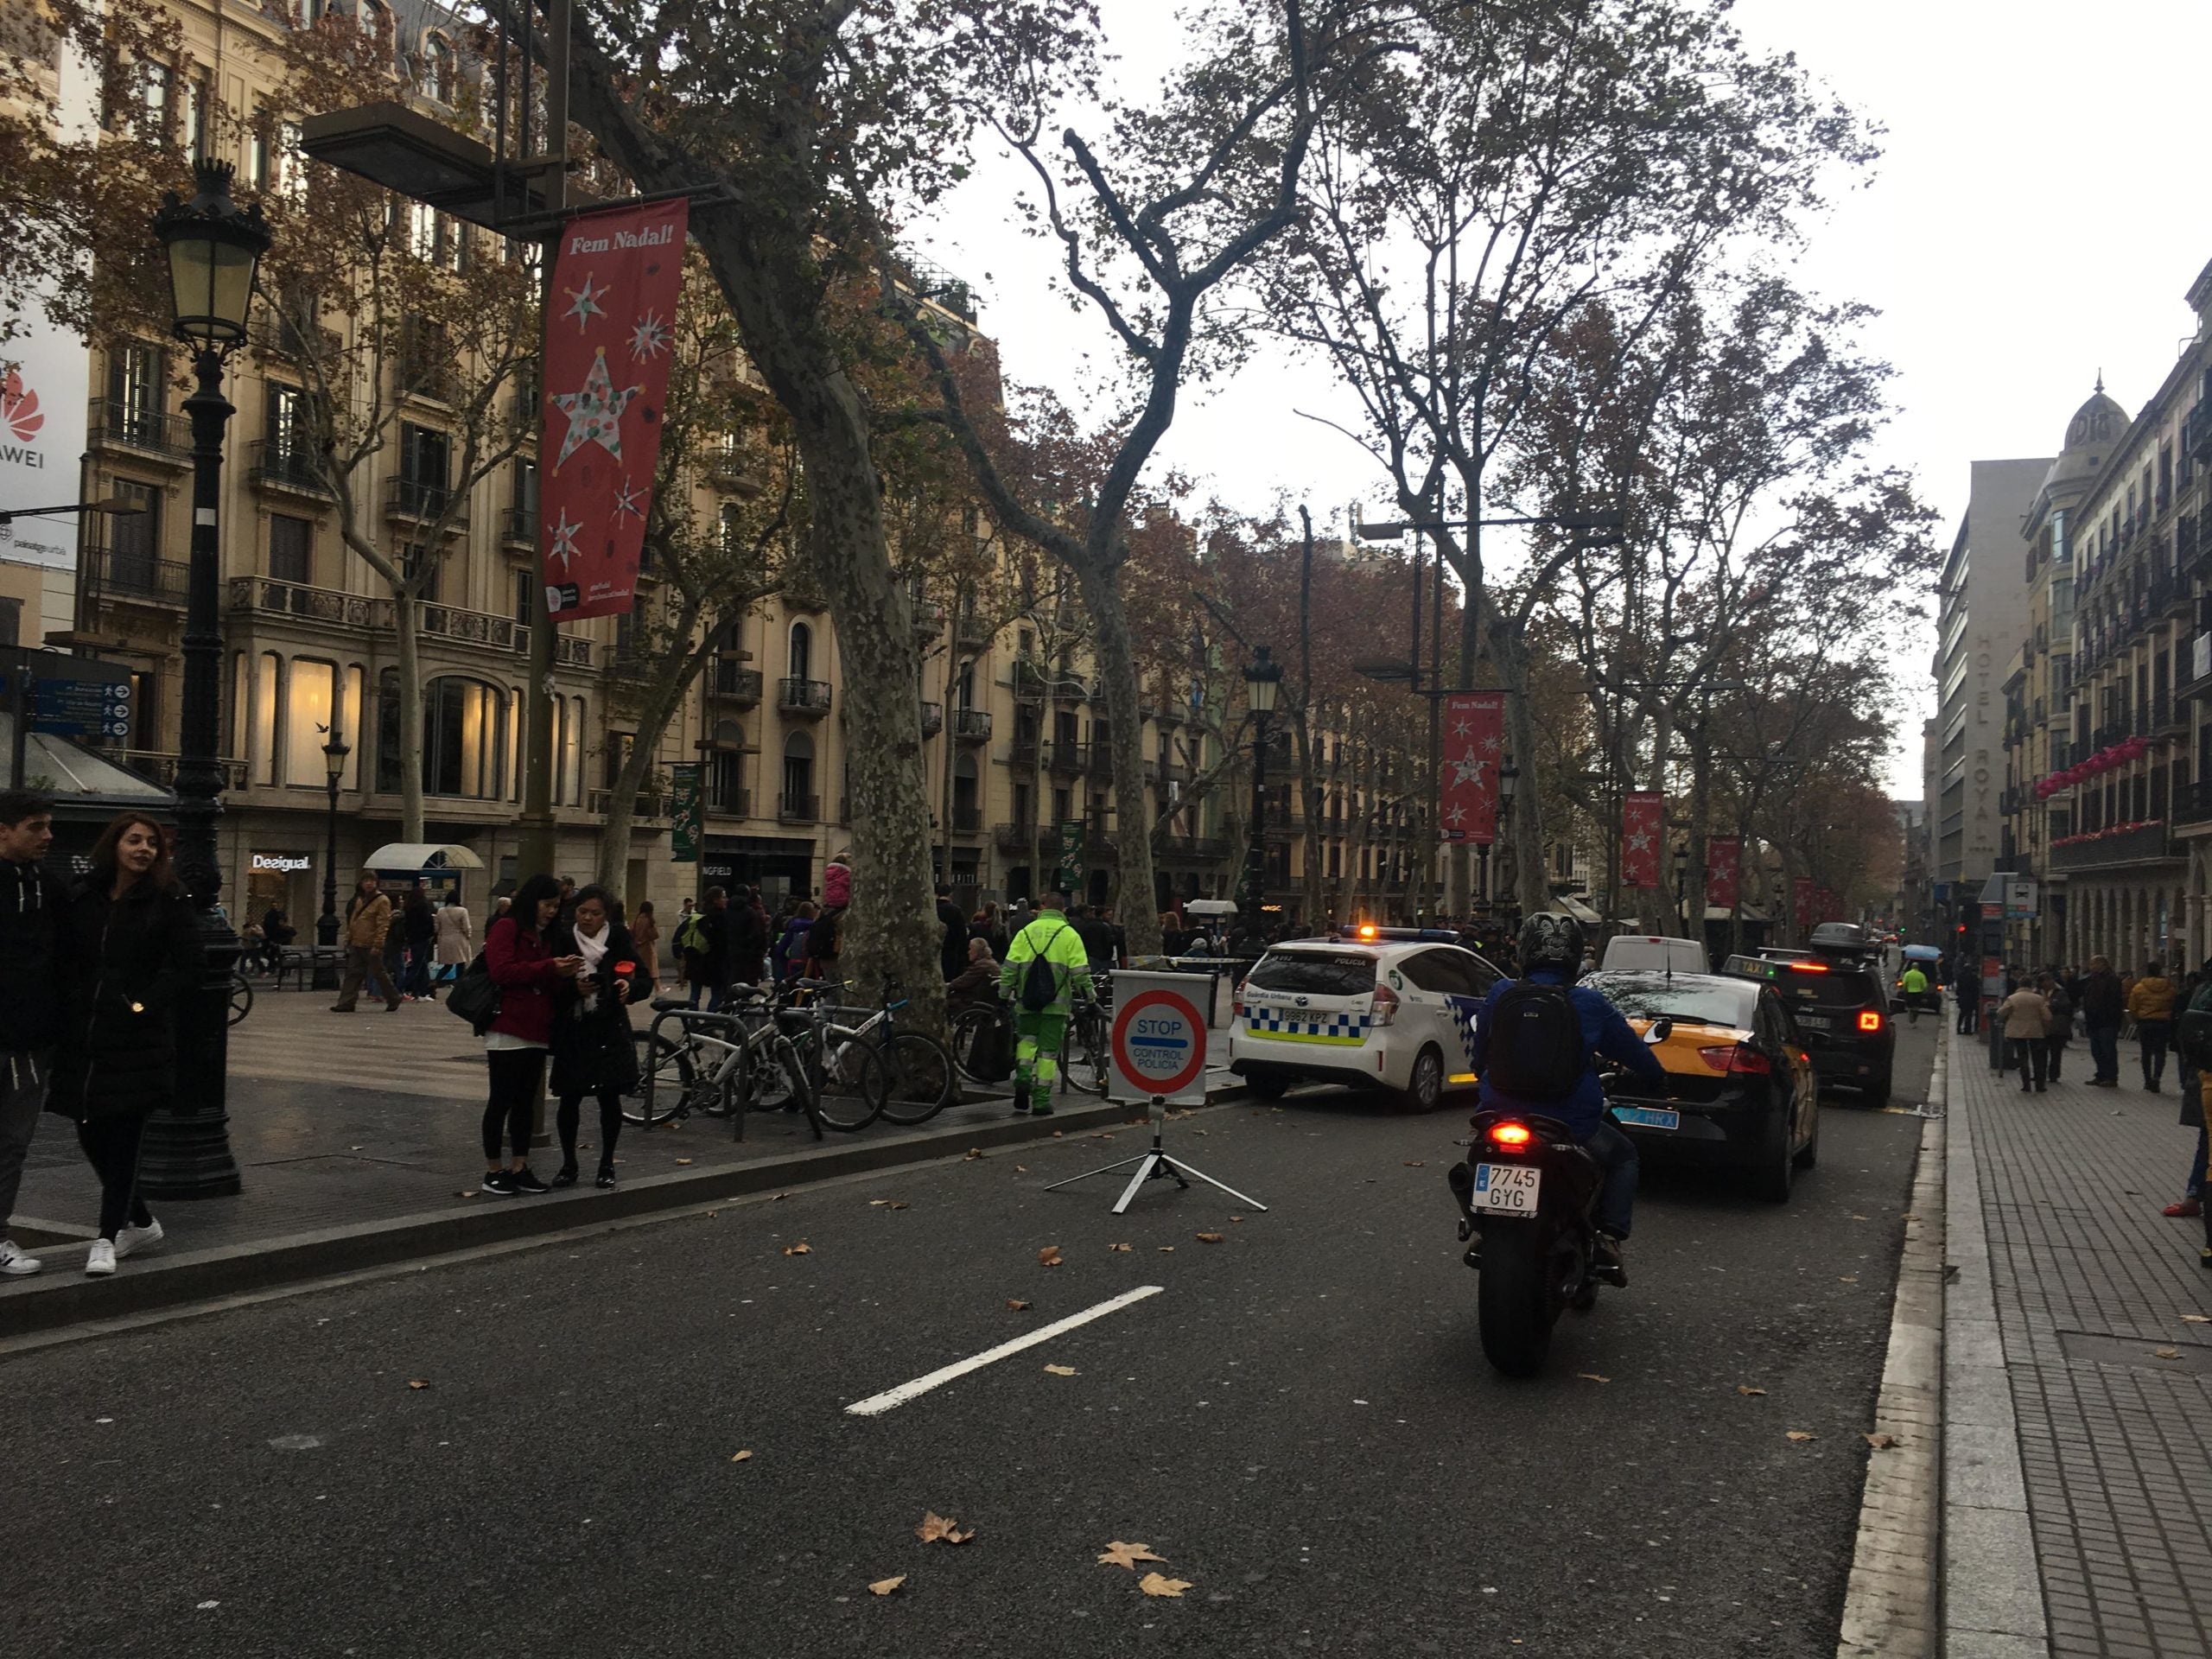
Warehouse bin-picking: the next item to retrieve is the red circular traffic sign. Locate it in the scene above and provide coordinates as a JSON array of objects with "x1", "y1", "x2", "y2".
[{"x1": 1110, "y1": 988, "x2": 1208, "y2": 1096}]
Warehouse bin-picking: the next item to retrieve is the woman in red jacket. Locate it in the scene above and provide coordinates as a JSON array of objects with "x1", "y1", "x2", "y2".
[{"x1": 480, "y1": 873, "x2": 582, "y2": 1196}]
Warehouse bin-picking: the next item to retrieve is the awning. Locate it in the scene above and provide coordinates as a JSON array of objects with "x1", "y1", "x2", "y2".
[
  {"x1": 362, "y1": 842, "x2": 486, "y2": 873},
  {"x1": 3, "y1": 725, "x2": 175, "y2": 807},
  {"x1": 1553, "y1": 892, "x2": 1603, "y2": 925},
  {"x1": 1706, "y1": 902, "x2": 1768, "y2": 923}
]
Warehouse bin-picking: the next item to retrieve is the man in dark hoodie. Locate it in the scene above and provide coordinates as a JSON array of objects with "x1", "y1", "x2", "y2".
[{"x1": 0, "y1": 790, "x2": 66, "y2": 1275}]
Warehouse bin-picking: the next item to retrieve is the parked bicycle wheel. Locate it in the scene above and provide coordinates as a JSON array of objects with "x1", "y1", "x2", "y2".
[
  {"x1": 949, "y1": 1005, "x2": 1007, "y2": 1085},
  {"x1": 1062, "y1": 1004, "x2": 1110, "y2": 1096},
  {"x1": 875, "y1": 1030, "x2": 957, "y2": 1126},
  {"x1": 811, "y1": 1036, "x2": 888, "y2": 1131},
  {"x1": 227, "y1": 970, "x2": 254, "y2": 1027},
  {"x1": 624, "y1": 1027, "x2": 696, "y2": 1125}
]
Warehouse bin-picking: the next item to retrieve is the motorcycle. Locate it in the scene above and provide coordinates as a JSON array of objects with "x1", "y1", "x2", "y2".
[{"x1": 1445, "y1": 1018, "x2": 1670, "y2": 1378}]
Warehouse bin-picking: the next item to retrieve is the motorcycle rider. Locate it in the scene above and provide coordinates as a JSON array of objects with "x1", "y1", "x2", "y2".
[{"x1": 1465, "y1": 912, "x2": 1665, "y2": 1282}]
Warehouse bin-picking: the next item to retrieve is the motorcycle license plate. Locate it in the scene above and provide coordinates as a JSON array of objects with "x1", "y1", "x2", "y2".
[
  {"x1": 1472, "y1": 1162, "x2": 1541, "y2": 1213},
  {"x1": 1612, "y1": 1106, "x2": 1681, "y2": 1130}
]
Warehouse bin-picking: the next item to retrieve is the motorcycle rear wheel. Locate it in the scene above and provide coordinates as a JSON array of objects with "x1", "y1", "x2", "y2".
[{"x1": 1477, "y1": 1224, "x2": 1555, "y2": 1377}]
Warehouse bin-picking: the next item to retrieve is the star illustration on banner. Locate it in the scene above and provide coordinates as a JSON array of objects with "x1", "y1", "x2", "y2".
[
  {"x1": 611, "y1": 477, "x2": 647, "y2": 522},
  {"x1": 627, "y1": 309, "x2": 671, "y2": 360},
  {"x1": 1627, "y1": 830, "x2": 1653, "y2": 853},
  {"x1": 1451, "y1": 716, "x2": 1472, "y2": 737},
  {"x1": 563, "y1": 275, "x2": 609, "y2": 333},
  {"x1": 547, "y1": 508, "x2": 582, "y2": 570},
  {"x1": 1450, "y1": 750, "x2": 1485, "y2": 787},
  {"x1": 1479, "y1": 733, "x2": 1503, "y2": 755},
  {"x1": 551, "y1": 347, "x2": 644, "y2": 470},
  {"x1": 1445, "y1": 803, "x2": 1467, "y2": 825}
]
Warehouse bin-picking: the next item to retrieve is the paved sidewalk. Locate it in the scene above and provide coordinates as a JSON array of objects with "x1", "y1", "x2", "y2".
[
  {"x1": 3, "y1": 987, "x2": 1242, "y2": 1264},
  {"x1": 1946, "y1": 1026, "x2": 2212, "y2": 1657}
]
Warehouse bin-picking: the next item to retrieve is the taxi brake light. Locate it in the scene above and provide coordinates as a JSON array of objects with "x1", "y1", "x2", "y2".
[
  {"x1": 1786, "y1": 961, "x2": 1831, "y2": 974},
  {"x1": 1699, "y1": 1042, "x2": 1770, "y2": 1076},
  {"x1": 1486, "y1": 1121, "x2": 1534, "y2": 1150},
  {"x1": 1858, "y1": 1009, "x2": 1883, "y2": 1033}
]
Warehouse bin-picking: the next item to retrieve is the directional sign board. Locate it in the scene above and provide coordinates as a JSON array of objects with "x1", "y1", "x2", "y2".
[
  {"x1": 0, "y1": 646, "x2": 136, "y2": 746},
  {"x1": 1107, "y1": 971, "x2": 1211, "y2": 1106}
]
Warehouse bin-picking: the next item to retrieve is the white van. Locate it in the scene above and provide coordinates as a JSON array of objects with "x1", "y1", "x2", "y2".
[{"x1": 1599, "y1": 934, "x2": 1709, "y2": 975}]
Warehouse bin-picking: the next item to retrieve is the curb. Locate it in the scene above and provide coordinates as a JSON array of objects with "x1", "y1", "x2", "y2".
[
  {"x1": 1837, "y1": 1039, "x2": 1946, "y2": 1659},
  {"x1": 0, "y1": 1096, "x2": 1157, "y2": 1342},
  {"x1": 1937, "y1": 1028, "x2": 2053, "y2": 1658}
]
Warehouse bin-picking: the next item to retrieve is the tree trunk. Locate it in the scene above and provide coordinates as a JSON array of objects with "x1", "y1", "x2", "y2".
[
  {"x1": 393, "y1": 593, "x2": 426, "y2": 845},
  {"x1": 1075, "y1": 565, "x2": 1163, "y2": 957},
  {"x1": 1496, "y1": 628, "x2": 1551, "y2": 915},
  {"x1": 594, "y1": 618, "x2": 715, "y2": 893}
]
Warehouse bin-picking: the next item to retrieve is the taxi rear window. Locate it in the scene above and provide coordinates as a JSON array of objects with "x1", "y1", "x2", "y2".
[
  {"x1": 1246, "y1": 952, "x2": 1376, "y2": 998},
  {"x1": 1584, "y1": 976, "x2": 1755, "y2": 1030},
  {"x1": 1777, "y1": 968, "x2": 1885, "y2": 1011}
]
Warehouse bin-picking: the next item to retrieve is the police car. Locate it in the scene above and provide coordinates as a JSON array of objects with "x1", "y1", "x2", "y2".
[{"x1": 1230, "y1": 926, "x2": 1505, "y2": 1111}]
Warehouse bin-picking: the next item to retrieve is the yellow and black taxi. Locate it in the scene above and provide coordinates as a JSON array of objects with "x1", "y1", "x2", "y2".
[
  {"x1": 1230, "y1": 926, "x2": 1505, "y2": 1111},
  {"x1": 1725, "y1": 944, "x2": 1898, "y2": 1107},
  {"x1": 1580, "y1": 969, "x2": 1821, "y2": 1203}
]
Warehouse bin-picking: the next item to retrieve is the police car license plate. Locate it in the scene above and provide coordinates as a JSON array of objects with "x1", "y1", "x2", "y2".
[
  {"x1": 1612, "y1": 1106, "x2": 1681, "y2": 1130},
  {"x1": 1472, "y1": 1162, "x2": 1541, "y2": 1213}
]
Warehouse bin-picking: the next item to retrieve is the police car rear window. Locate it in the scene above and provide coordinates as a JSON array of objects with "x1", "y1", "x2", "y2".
[{"x1": 1246, "y1": 953, "x2": 1376, "y2": 998}]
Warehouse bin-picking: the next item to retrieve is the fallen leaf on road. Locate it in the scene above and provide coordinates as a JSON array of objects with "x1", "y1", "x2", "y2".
[
  {"x1": 880, "y1": 1202, "x2": 909, "y2": 1211},
  {"x1": 1139, "y1": 1573, "x2": 1192, "y2": 1598},
  {"x1": 2154, "y1": 1347, "x2": 2181, "y2": 1359},
  {"x1": 1403, "y1": 1160, "x2": 1425, "y2": 1167},
  {"x1": 1230, "y1": 1215, "x2": 1243, "y2": 1223},
  {"x1": 868, "y1": 1575, "x2": 906, "y2": 1596},
  {"x1": 772, "y1": 1192, "x2": 789, "y2": 1201},
  {"x1": 1038, "y1": 1245, "x2": 1064, "y2": 1267},
  {"x1": 1865, "y1": 1433, "x2": 1898, "y2": 1450},
  {"x1": 674, "y1": 1158, "x2": 695, "y2": 1166},
  {"x1": 731, "y1": 1450, "x2": 753, "y2": 1462},
  {"x1": 1576, "y1": 1373, "x2": 1610, "y2": 1384},
  {"x1": 915, "y1": 1510, "x2": 974, "y2": 1545},
  {"x1": 1737, "y1": 1386, "x2": 1768, "y2": 1397},
  {"x1": 1158, "y1": 1246, "x2": 1175, "y2": 1253},
  {"x1": 1109, "y1": 1242, "x2": 1132, "y2": 1253},
  {"x1": 1785, "y1": 1431, "x2": 1817, "y2": 1442},
  {"x1": 1052, "y1": 1131, "x2": 1064, "y2": 1137},
  {"x1": 1838, "y1": 1275, "x2": 1858, "y2": 1283},
  {"x1": 1006, "y1": 1300, "x2": 1031, "y2": 1312},
  {"x1": 964, "y1": 1148, "x2": 985, "y2": 1160},
  {"x1": 407, "y1": 1379, "x2": 430, "y2": 1390},
  {"x1": 784, "y1": 1242, "x2": 811, "y2": 1255},
  {"x1": 1044, "y1": 1363, "x2": 1078, "y2": 1376},
  {"x1": 2183, "y1": 1313, "x2": 2210, "y2": 1324},
  {"x1": 1196, "y1": 1232, "x2": 1224, "y2": 1243},
  {"x1": 457, "y1": 1189, "x2": 478, "y2": 1198},
  {"x1": 1849, "y1": 1214, "x2": 1868, "y2": 1221},
  {"x1": 1014, "y1": 1165, "x2": 1029, "y2": 1173},
  {"x1": 1097, "y1": 1541, "x2": 1166, "y2": 1570}
]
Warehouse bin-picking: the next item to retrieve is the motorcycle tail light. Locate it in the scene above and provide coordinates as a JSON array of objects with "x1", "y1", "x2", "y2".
[
  {"x1": 1370, "y1": 982, "x2": 1399, "y2": 1027},
  {"x1": 1486, "y1": 1121, "x2": 1534, "y2": 1151},
  {"x1": 1858, "y1": 1010, "x2": 1883, "y2": 1033}
]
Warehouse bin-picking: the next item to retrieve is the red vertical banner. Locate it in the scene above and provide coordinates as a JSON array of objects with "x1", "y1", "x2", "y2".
[
  {"x1": 1440, "y1": 692, "x2": 1505, "y2": 843},
  {"x1": 539, "y1": 198, "x2": 690, "y2": 622},
  {"x1": 1793, "y1": 876, "x2": 1815, "y2": 931},
  {"x1": 1707, "y1": 836, "x2": 1741, "y2": 911},
  {"x1": 1816, "y1": 887, "x2": 1841, "y2": 926},
  {"x1": 1621, "y1": 791, "x2": 1662, "y2": 887}
]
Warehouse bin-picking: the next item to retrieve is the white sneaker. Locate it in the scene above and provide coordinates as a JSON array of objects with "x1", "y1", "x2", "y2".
[
  {"x1": 0, "y1": 1238, "x2": 41, "y2": 1276},
  {"x1": 113, "y1": 1217, "x2": 164, "y2": 1260},
  {"x1": 84, "y1": 1239, "x2": 117, "y2": 1276}
]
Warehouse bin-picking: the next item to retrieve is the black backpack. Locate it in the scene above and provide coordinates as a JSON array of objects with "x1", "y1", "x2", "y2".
[
  {"x1": 1483, "y1": 980, "x2": 1586, "y2": 1102},
  {"x1": 1018, "y1": 921, "x2": 1066, "y2": 1012}
]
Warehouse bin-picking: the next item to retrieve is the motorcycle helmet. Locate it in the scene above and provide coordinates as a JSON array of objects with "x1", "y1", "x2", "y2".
[{"x1": 1516, "y1": 910, "x2": 1586, "y2": 977}]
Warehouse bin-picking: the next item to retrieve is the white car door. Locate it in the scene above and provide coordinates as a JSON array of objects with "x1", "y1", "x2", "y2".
[{"x1": 1391, "y1": 949, "x2": 1458, "y2": 1061}]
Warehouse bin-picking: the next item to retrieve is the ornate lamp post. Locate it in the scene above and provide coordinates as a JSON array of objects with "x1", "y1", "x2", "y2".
[
  {"x1": 1243, "y1": 646, "x2": 1281, "y2": 937},
  {"x1": 1496, "y1": 757, "x2": 1520, "y2": 923},
  {"x1": 138, "y1": 159, "x2": 269, "y2": 1198},
  {"x1": 315, "y1": 731, "x2": 350, "y2": 989}
]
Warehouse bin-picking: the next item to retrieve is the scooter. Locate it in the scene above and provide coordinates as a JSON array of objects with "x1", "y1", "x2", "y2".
[{"x1": 1446, "y1": 1019, "x2": 1670, "y2": 1377}]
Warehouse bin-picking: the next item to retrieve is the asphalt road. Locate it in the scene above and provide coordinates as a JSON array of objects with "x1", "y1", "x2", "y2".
[{"x1": 7, "y1": 1019, "x2": 1935, "y2": 1658}]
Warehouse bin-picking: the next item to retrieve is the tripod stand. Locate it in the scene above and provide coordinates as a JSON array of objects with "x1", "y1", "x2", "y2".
[{"x1": 1046, "y1": 1094, "x2": 1268, "y2": 1216}]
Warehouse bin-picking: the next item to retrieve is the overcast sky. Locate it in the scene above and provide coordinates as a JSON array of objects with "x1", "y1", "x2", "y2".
[{"x1": 913, "y1": 0, "x2": 2212, "y2": 802}]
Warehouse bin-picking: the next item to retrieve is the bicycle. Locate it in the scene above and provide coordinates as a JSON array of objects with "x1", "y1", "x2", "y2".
[
  {"x1": 628, "y1": 993, "x2": 826, "y2": 1140},
  {"x1": 766, "y1": 988, "x2": 894, "y2": 1132},
  {"x1": 797, "y1": 975, "x2": 957, "y2": 1127},
  {"x1": 947, "y1": 975, "x2": 1109, "y2": 1096},
  {"x1": 228, "y1": 969, "x2": 254, "y2": 1027}
]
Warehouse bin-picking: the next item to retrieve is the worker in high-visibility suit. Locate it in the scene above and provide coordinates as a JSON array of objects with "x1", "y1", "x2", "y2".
[{"x1": 998, "y1": 888, "x2": 1094, "y2": 1116}]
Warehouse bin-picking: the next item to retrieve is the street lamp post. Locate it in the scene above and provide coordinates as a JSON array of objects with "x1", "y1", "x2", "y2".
[
  {"x1": 1674, "y1": 845, "x2": 1690, "y2": 933},
  {"x1": 138, "y1": 158, "x2": 269, "y2": 1199},
  {"x1": 315, "y1": 732, "x2": 350, "y2": 990},
  {"x1": 1243, "y1": 647, "x2": 1281, "y2": 937},
  {"x1": 1497, "y1": 758, "x2": 1520, "y2": 923}
]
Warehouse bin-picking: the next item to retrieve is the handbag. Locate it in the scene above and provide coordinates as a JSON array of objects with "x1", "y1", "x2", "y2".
[{"x1": 445, "y1": 950, "x2": 503, "y2": 1034}]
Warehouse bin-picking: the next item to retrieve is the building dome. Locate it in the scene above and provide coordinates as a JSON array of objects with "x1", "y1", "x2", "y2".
[{"x1": 2044, "y1": 378, "x2": 2129, "y2": 496}]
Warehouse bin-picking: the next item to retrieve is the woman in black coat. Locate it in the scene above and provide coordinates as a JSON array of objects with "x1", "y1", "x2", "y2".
[
  {"x1": 544, "y1": 886, "x2": 647, "y2": 1188},
  {"x1": 49, "y1": 811, "x2": 200, "y2": 1275}
]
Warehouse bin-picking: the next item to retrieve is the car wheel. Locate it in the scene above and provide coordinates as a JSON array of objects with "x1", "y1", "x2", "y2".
[
  {"x1": 1792, "y1": 1097, "x2": 1821, "y2": 1170},
  {"x1": 1243, "y1": 1072, "x2": 1291, "y2": 1101},
  {"x1": 1403, "y1": 1045, "x2": 1446, "y2": 1114},
  {"x1": 1750, "y1": 1116, "x2": 1796, "y2": 1204}
]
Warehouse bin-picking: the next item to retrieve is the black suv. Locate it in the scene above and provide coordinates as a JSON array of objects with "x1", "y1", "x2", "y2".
[{"x1": 1724, "y1": 947, "x2": 1897, "y2": 1107}]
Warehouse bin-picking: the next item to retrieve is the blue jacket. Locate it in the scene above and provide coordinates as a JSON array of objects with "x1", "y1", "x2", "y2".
[{"x1": 1468, "y1": 969, "x2": 1666, "y2": 1136}]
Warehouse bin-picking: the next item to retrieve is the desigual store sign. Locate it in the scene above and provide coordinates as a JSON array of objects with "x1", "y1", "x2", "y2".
[{"x1": 251, "y1": 853, "x2": 311, "y2": 874}]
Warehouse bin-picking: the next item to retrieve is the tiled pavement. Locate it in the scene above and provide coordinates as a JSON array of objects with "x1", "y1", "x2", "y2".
[
  {"x1": 3, "y1": 984, "x2": 1239, "y2": 1262},
  {"x1": 1949, "y1": 1026, "x2": 2212, "y2": 1657}
]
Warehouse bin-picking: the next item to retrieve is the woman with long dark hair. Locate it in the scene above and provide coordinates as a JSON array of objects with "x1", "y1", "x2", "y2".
[
  {"x1": 478, "y1": 872, "x2": 583, "y2": 1196},
  {"x1": 545, "y1": 885, "x2": 647, "y2": 1188},
  {"x1": 48, "y1": 812, "x2": 200, "y2": 1274}
]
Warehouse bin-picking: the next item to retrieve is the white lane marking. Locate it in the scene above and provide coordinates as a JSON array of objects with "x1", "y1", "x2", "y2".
[{"x1": 844, "y1": 1285, "x2": 1166, "y2": 1417}]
